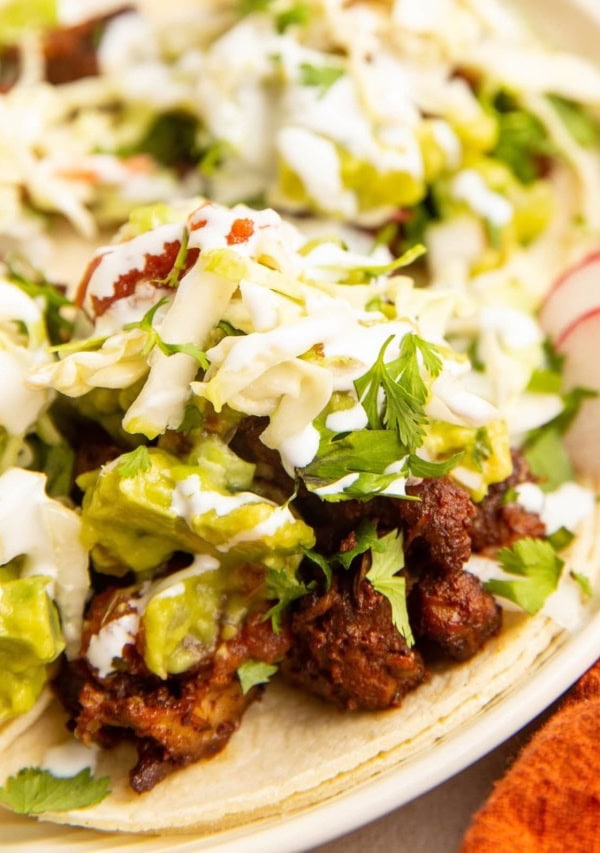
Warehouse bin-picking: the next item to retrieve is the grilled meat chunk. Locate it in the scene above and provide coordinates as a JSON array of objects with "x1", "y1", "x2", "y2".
[
  {"x1": 409, "y1": 569, "x2": 502, "y2": 661},
  {"x1": 61, "y1": 593, "x2": 290, "y2": 793},
  {"x1": 394, "y1": 478, "x2": 476, "y2": 574},
  {"x1": 281, "y1": 571, "x2": 425, "y2": 711},
  {"x1": 470, "y1": 452, "x2": 546, "y2": 555}
]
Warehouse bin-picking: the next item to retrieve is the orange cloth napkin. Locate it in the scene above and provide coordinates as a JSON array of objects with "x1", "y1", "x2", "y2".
[{"x1": 462, "y1": 661, "x2": 600, "y2": 853}]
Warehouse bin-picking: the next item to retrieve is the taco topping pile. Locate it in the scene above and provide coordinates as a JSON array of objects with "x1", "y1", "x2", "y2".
[{"x1": 0, "y1": 0, "x2": 599, "y2": 808}]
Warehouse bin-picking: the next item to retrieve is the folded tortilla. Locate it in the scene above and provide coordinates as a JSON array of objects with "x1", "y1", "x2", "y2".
[{"x1": 0, "y1": 486, "x2": 597, "y2": 835}]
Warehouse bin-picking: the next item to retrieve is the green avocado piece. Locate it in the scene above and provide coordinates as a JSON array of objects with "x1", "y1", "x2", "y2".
[
  {"x1": 0, "y1": 576, "x2": 65, "y2": 723},
  {"x1": 142, "y1": 573, "x2": 223, "y2": 678},
  {"x1": 424, "y1": 419, "x2": 512, "y2": 501},
  {"x1": 78, "y1": 439, "x2": 314, "y2": 576},
  {"x1": 338, "y1": 148, "x2": 425, "y2": 210}
]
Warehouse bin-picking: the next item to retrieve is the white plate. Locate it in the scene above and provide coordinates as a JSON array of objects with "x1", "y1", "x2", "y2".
[
  {"x1": 1, "y1": 1, "x2": 600, "y2": 850},
  {"x1": 1, "y1": 608, "x2": 600, "y2": 852}
]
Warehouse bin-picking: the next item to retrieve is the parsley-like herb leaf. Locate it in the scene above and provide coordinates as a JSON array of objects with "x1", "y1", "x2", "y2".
[
  {"x1": 124, "y1": 298, "x2": 209, "y2": 368},
  {"x1": 571, "y1": 571, "x2": 593, "y2": 599},
  {"x1": 275, "y1": 2, "x2": 309, "y2": 31},
  {"x1": 547, "y1": 526, "x2": 575, "y2": 552},
  {"x1": 354, "y1": 333, "x2": 442, "y2": 452},
  {"x1": 0, "y1": 767, "x2": 110, "y2": 815},
  {"x1": 336, "y1": 520, "x2": 383, "y2": 570},
  {"x1": 116, "y1": 445, "x2": 152, "y2": 478},
  {"x1": 548, "y1": 95, "x2": 600, "y2": 148},
  {"x1": 485, "y1": 538, "x2": 564, "y2": 615},
  {"x1": 299, "y1": 63, "x2": 344, "y2": 96},
  {"x1": 264, "y1": 568, "x2": 311, "y2": 632},
  {"x1": 237, "y1": 660, "x2": 278, "y2": 694},
  {"x1": 366, "y1": 529, "x2": 414, "y2": 645},
  {"x1": 302, "y1": 547, "x2": 333, "y2": 587},
  {"x1": 493, "y1": 105, "x2": 557, "y2": 184},
  {"x1": 5, "y1": 259, "x2": 75, "y2": 345}
]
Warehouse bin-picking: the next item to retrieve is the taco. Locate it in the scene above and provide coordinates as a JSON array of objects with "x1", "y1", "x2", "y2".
[
  {"x1": 0, "y1": 0, "x2": 600, "y2": 840},
  {"x1": 0, "y1": 194, "x2": 598, "y2": 834}
]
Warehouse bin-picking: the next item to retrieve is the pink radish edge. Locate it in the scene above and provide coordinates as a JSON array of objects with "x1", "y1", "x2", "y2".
[
  {"x1": 547, "y1": 249, "x2": 600, "y2": 299},
  {"x1": 555, "y1": 305, "x2": 600, "y2": 351}
]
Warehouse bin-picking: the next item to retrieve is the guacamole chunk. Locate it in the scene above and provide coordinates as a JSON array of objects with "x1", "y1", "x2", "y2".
[
  {"x1": 0, "y1": 575, "x2": 65, "y2": 723},
  {"x1": 78, "y1": 440, "x2": 314, "y2": 576}
]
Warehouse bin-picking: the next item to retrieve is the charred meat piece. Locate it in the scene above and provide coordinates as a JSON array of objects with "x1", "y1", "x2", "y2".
[
  {"x1": 393, "y1": 477, "x2": 476, "y2": 574},
  {"x1": 61, "y1": 593, "x2": 290, "y2": 793},
  {"x1": 281, "y1": 571, "x2": 425, "y2": 711},
  {"x1": 296, "y1": 476, "x2": 475, "y2": 573},
  {"x1": 409, "y1": 569, "x2": 502, "y2": 662},
  {"x1": 470, "y1": 451, "x2": 546, "y2": 555}
]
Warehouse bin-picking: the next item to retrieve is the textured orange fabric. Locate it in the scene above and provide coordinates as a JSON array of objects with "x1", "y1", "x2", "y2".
[{"x1": 461, "y1": 661, "x2": 600, "y2": 853}]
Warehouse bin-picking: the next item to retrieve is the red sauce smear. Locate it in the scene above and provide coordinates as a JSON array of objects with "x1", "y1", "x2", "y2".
[
  {"x1": 226, "y1": 218, "x2": 254, "y2": 245},
  {"x1": 76, "y1": 241, "x2": 199, "y2": 318}
]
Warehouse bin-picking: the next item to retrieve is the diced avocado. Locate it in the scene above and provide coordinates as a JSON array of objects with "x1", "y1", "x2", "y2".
[
  {"x1": 0, "y1": 575, "x2": 65, "y2": 723},
  {"x1": 338, "y1": 148, "x2": 425, "y2": 210},
  {"x1": 451, "y1": 108, "x2": 498, "y2": 153},
  {"x1": 418, "y1": 121, "x2": 457, "y2": 182},
  {"x1": 78, "y1": 441, "x2": 314, "y2": 576},
  {"x1": 142, "y1": 573, "x2": 223, "y2": 678},
  {"x1": 186, "y1": 433, "x2": 255, "y2": 491},
  {"x1": 424, "y1": 419, "x2": 512, "y2": 500},
  {"x1": 120, "y1": 203, "x2": 184, "y2": 240},
  {"x1": 277, "y1": 159, "x2": 312, "y2": 206}
]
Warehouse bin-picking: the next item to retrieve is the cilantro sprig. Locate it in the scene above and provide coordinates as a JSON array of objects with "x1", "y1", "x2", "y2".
[
  {"x1": 237, "y1": 660, "x2": 278, "y2": 694},
  {"x1": 237, "y1": 0, "x2": 310, "y2": 33},
  {"x1": 354, "y1": 333, "x2": 443, "y2": 453},
  {"x1": 4, "y1": 258, "x2": 75, "y2": 345},
  {"x1": 305, "y1": 523, "x2": 414, "y2": 645},
  {"x1": 0, "y1": 767, "x2": 110, "y2": 815},
  {"x1": 299, "y1": 62, "x2": 344, "y2": 96},
  {"x1": 264, "y1": 568, "x2": 312, "y2": 632},
  {"x1": 116, "y1": 445, "x2": 152, "y2": 478},
  {"x1": 366, "y1": 529, "x2": 414, "y2": 645},
  {"x1": 484, "y1": 538, "x2": 564, "y2": 615},
  {"x1": 124, "y1": 299, "x2": 209, "y2": 367}
]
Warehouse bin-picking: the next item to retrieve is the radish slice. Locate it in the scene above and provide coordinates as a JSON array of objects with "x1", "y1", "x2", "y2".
[
  {"x1": 556, "y1": 306, "x2": 600, "y2": 476},
  {"x1": 539, "y1": 251, "x2": 600, "y2": 343}
]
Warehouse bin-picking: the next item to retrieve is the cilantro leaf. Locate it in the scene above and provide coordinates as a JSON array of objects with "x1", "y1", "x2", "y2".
[
  {"x1": 548, "y1": 95, "x2": 600, "y2": 148},
  {"x1": 0, "y1": 767, "x2": 110, "y2": 815},
  {"x1": 571, "y1": 571, "x2": 593, "y2": 599},
  {"x1": 125, "y1": 298, "x2": 209, "y2": 368},
  {"x1": 237, "y1": 0, "x2": 272, "y2": 14},
  {"x1": 354, "y1": 333, "x2": 442, "y2": 452},
  {"x1": 299, "y1": 63, "x2": 344, "y2": 96},
  {"x1": 547, "y1": 526, "x2": 575, "y2": 552},
  {"x1": 484, "y1": 538, "x2": 564, "y2": 615},
  {"x1": 264, "y1": 568, "x2": 311, "y2": 632},
  {"x1": 523, "y1": 385, "x2": 596, "y2": 491},
  {"x1": 526, "y1": 367, "x2": 563, "y2": 395},
  {"x1": 336, "y1": 520, "x2": 383, "y2": 570},
  {"x1": 406, "y1": 452, "x2": 462, "y2": 478},
  {"x1": 275, "y1": 2, "x2": 309, "y2": 32},
  {"x1": 366, "y1": 529, "x2": 414, "y2": 645},
  {"x1": 5, "y1": 258, "x2": 75, "y2": 345},
  {"x1": 116, "y1": 445, "x2": 152, "y2": 478},
  {"x1": 302, "y1": 547, "x2": 333, "y2": 587},
  {"x1": 523, "y1": 427, "x2": 574, "y2": 492},
  {"x1": 237, "y1": 660, "x2": 278, "y2": 694},
  {"x1": 198, "y1": 139, "x2": 233, "y2": 177},
  {"x1": 493, "y1": 105, "x2": 556, "y2": 184}
]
